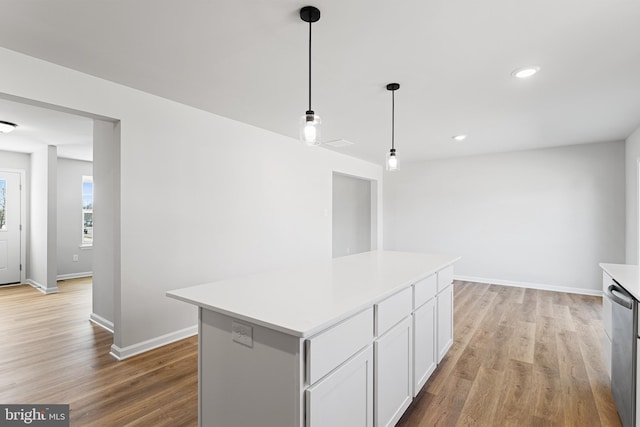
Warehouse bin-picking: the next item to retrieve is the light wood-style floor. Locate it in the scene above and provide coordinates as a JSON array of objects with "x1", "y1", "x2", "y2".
[
  {"x1": 398, "y1": 281, "x2": 620, "y2": 427},
  {"x1": 0, "y1": 279, "x2": 620, "y2": 426},
  {"x1": 0, "y1": 278, "x2": 198, "y2": 426}
]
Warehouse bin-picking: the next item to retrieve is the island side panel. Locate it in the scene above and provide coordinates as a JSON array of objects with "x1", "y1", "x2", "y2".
[{"x1": 199, "y1": 308, "x2": 304, "y2": 427}]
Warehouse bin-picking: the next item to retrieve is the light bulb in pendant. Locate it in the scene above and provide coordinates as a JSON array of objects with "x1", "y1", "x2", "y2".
[
  {"x1": 387, "y1": 148, "x2": 399, "y2": 171},
  {"x1": 300, "y1": 111, "x2": 321, "y2": 146}
]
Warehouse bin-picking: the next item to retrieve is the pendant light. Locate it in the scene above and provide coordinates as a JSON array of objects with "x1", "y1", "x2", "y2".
[
  {"x1": 299, "y1": 6, "x2": 321, "y2": 146},
  {"x1": 386, "y1": 83, "x2": 400, "y2": 171}
]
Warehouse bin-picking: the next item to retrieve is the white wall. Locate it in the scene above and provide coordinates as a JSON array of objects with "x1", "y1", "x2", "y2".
[
  {"x1": 332, "y1": 173, "x2": 371, "y2": 257},
  {"x1": 57, "y1": 157, "x2": 93, "y2": 278},
  {"x1": 29, "y1": 145, "x2": 58, "y2": 293},
  {"x1": 0, "y1": 47, "x2": 383, "y2": 357},
  {"x1": 626, "y1": 125, "x2": 640, "y2": 264},
  {"x1": 0, "y1": 150, "x2": 30, "y2": 172},
  {"x1": 384, "y1": 141, "x2": 625, "y2": 294},
  {"x1": 91, "y1": 119, "x2": 118, "y2": 333}
]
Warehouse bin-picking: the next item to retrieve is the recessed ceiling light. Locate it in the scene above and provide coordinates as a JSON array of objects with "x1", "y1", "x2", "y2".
[
  {"x1": 512, "y1": 66, "x2": 540, "y2": 79},
  {"x1": 452, "y1": 134, "x2": 467, "y2": 141},
  {"x1": 0, "y1": 121, "x2": 17, "y2": 133}
]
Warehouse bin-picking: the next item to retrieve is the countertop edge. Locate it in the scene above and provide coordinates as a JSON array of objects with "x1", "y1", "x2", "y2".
[{"x1": 167, "y1": 252, "x2": 461, "y2": 338}]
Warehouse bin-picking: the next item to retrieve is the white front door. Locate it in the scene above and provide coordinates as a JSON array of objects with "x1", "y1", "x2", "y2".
[{"x1": 0, "y1": 171, "x2": 21, "y2": 285}]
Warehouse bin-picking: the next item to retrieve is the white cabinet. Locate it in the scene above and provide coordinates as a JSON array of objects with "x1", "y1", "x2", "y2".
[
  {"x1": 169, "y1": 253, "x2": 460, "y2": 427},
  {"x1": 414, "y1": 274, "x2": 437, "y2": 309},
  {"x1": 306, "y1": 346, "x2": 374, "y2": 427},
  {"x1": 413, "y1": 297, "x2": 437, "y2": 395},
  {"x1": 374, "y1": 316, "x2": 413, "y2": 427},
  {"x1": 306, "y1": 308, "x2": 373, "y2": 385},
  {"x1": 437, "y1": 266, "x2": 454, "y2": 293},
  {"x1": 437, "y1": 283, "x2": 453, "y2": 362},
  {"x1": 375, "y1": 287, "x2": 412, "y2": 336}
]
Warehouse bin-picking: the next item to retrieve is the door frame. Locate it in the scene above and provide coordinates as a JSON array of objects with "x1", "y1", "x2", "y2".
[
  {"x1": 0, "y1": 168, "x2": 26, "y2": 285},
  {"x1": 331, "y1": 171, "x2": 380, "y2": 258}
]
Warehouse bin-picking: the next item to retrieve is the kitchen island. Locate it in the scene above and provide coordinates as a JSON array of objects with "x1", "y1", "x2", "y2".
[{"x1": 167, "y1": 250, "x2": 460, "y2": 427}]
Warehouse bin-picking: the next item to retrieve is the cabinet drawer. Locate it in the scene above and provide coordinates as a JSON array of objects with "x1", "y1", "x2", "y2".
[
  {"x1": 306, "y1": 307, "x2": 373, "y2": 385},
  {"x1": 414, "y1": 274, "x2": 437, "y2": 309},
  {"x1": 437, "y1": 266, "x2": 454, "y2": 292},
  {"x1": 376, "y1": 287, "x2": 412, "y2": 337},
  {"x1": 306, "y1": 345, "x2": 374, "y2": 427}
]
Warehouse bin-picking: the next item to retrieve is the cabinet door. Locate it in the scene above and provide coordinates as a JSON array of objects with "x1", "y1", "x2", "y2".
[
  {"x1": 306, "y1": 346, "x2": 373, "y2": 427},
  {"x1": 437, "y1": 284, "x2": 454, "y2": 363},
  {"x1": 374, "y1": 316, "x2": 413, "y2": 427},
  {"x1": 413, "y1": 298, "x2": 437, "y2": 396}
]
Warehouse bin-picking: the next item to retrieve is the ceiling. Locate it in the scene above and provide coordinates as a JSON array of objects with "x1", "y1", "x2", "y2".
[
  {"x1": 0, "y1": 98, "x2": 93, "y2": 161},
  {"x1": 0, "y1": 0, "x2": 639, "y2": 165}
]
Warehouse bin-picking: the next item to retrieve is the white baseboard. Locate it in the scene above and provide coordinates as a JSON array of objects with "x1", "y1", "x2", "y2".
[
  {"x1": 109, "y1": 325, "x2": 198, "y2": 361},
  {"x1": 57, "y1": 272, "x2": 93, "y2": 281},
  {"x1": 454, "y1": 275, "x2": 602, "y2": 297},
  {"x1": 90, "y1": 313, "x2": 114, "y2": 333},
  {"x1": 26, "y1": 279, "x2": 59, "y2": 294}
]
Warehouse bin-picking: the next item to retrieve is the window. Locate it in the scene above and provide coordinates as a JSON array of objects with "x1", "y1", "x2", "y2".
[
  {"x1": 0, "y1": 179, "x2": 6, "y2": 231},
  {"x1": 82, "y1": 176, "x2": 93, "y2": 245}
]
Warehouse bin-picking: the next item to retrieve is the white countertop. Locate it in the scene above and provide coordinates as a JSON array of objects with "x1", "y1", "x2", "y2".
[
  {"x1": 600, "y1": 263, "x2": 640, "y2": 300},
  {"x1": 167, "y1": 250, "x2": 460, "y2": 338}
]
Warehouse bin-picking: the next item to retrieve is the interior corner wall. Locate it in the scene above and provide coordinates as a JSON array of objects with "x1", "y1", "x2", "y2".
[
  {"x1": 92, "y1": 119, "x2": 117, "y2": 334},
  {"x1": 384, "y1": 141, "x2": 625, "y2": 294},
  {"x1": 0, "y1": 47, "x2": 382, "y2": 356},
  {"x1": 29, "y1": 144, "x2": 58, "y2": 293},
  {"x1": 625, "y1": 124, "x2": 640, "y2": 264},
  {"x1": 57, "y1": 158, "x2": 93, "y2": 278}
]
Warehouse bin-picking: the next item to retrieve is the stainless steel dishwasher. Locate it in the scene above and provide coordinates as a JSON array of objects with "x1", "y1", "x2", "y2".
[{"x1": 606, "y1": 280, "x2": 638, "y2": 427}]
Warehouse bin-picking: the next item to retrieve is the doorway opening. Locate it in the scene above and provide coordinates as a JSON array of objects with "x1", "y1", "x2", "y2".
[
  {"x1": 0, "y1": 169, "x2": 25, "y2": 285},
  {"x1": 332, "y1": 172, "x2": 377, "y2": 258},
  {"x1": 0, "y1": 92, "x2": 119, "y2": 339}
]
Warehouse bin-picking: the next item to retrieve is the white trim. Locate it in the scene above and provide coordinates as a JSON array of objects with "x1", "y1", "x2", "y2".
[
  {"x1": 90, "y1": 313, "x2": 114, "y2": 333},
  {"x1": 454, "y1": 275, "x2": 602, "y2": 297},
  {"x1": 26, "y1": 279, "x2": 59, "y2": 294},
  {"x1": 109, "y1": 325, "x2": 198, "y2": 361},
  {"x1": 57, "y1": 272, "x2": 93, "y2": 281},
  {"x1": 637, "y1": 157, "x2": 640, "y2": 265},
  {"x1": 79, "y1": 244, "x2": 93, "y2": 250}
]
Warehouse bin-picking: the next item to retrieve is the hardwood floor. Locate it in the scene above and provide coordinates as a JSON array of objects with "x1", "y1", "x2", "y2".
[
  {"x1": 0, "y1": 279, "x2": 198, "y2": 426},
  {"x1": 0, "y1": 279, "x2": 620, "y2": 426},
  {"x1": 398, "y1": 281, "x2": 620, "y2": 427}
]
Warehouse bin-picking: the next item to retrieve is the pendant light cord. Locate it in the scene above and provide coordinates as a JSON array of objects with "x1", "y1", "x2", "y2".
[
  {"x1": 308, "y1": 20, "x2": 312, "y2": 112},
  {"x1": 391, "y1": 90, "x2": 395, "y2": 150}
]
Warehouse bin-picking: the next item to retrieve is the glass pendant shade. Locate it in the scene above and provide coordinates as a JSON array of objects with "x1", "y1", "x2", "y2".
[
  {"x1": 300, "y1": 111, "x2": 321, "y2": 146},
  {"x1": 386, "y1": 149, "x2": 399, "y2": 171}
]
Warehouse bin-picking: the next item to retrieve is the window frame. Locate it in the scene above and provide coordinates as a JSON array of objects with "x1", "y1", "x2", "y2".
[{"x1": 81, "y1": 175, "x2": 93, "y2": 247}]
